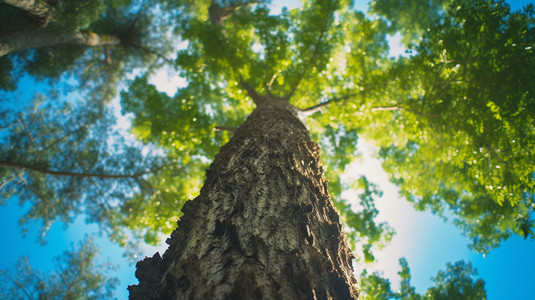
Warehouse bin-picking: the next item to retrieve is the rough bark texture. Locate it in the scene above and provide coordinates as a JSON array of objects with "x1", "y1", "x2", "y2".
[
  {"x1": 0, "y1": 31, "x2": 120, "y2": 57},
  {"x1": 129, "y1": 98, "x2": 359, "y2": 299}
]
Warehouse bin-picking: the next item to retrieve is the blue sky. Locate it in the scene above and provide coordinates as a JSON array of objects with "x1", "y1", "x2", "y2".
[{"x1": 2, "y1": 0, "x2": 535, "y2": 299}]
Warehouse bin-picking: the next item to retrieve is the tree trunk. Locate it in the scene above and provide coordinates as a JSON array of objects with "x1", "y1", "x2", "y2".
[
  {"x1": 3, "y1": 0, "x2": 54, "y2": 20},
  {"x1": 129, "y1": 98, "x2": 359, "y2": 299},
  {"x1": 0, "y1": 31, "x2": 121, "y2": 57}
]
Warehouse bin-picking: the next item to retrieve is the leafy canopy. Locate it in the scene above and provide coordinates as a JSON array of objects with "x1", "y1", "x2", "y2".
[
  {"x1": 1, "y1": 0, "x2": 533, "y2": 276},
  {"x1": 359, "y1": 258, "x2": 487, "y2": 300},
  {"x1": 123, "y1": 0, "x2": 534, "y2": 258}
]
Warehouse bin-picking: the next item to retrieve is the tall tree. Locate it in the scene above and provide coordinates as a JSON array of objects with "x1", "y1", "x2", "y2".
[
  {"x1": 130, "y1": 96, "x2": 360, "y2": 299},
  {"x1": 123, "y1": 0, "x2": 533, "y2": 296},
  {"x1": 2, "y1": 0, "x2": 532, "y2": 297}
]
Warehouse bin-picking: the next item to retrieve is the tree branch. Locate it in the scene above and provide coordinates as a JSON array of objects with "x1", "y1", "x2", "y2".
[
  {"x1": 0, "y1": 169, "x2": 25, "y2": 190},
  {"x1": 297, "y1": 94, "x2": 441, "y2": 119},
  {"x1": 214, "y1": 126, "x2": 237, "y2": 132},
  {"x1": 205, "y1": 2, "x2": 267, "y2": 106},
  {"x1": 371, "y1": 105, "x2": 441, "y2": 118},
  {"x1": 0, "y1": 160, "x2": 147, "y2": 179},
  {"x1": 299, "y1": 94, "x2": 355, "y2": 115},
  {"x1": 208, "y1": 1, "x2": 263, "y2": 27},
  {"x1": 0, "y1": 269, "x2": 34, "y2": 299},
  {"x1": 240, "y1": 79, "x2": 266, "y2": 106},
  {"x1": 129, "y1": 42, "x2": 175, "y2": 64},
  {"x1": 40, "y1": 124, "x2": 89, "y2": 153}
]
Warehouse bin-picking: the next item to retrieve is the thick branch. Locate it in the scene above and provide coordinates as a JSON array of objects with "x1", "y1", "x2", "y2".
[
  {"x1": 370, "y1": 106, "x2": 400, "y2": 112},
  {"x1": 240, "y1": 80, "x2": 266, "y2": 106},
  {"x1": 299, "y1": 95, "x2": 441, "y2": 119},
  {"x1": 0, "y1": 160, "x2": 146, "y2": 179}
]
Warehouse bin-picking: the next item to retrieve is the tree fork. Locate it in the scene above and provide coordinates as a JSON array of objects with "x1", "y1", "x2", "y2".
[{"x1": 129, "y1": 97, "x2": 359, "y2": 299}]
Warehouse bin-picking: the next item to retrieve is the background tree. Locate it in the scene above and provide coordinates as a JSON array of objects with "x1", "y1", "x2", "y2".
[
  {"x1": 0, "y1": 0, "x2": 173, "y2": 100},
  {"x1": 1, "y1": 0, "x2": 56, "y2": 25},
  {"x1": 0, "y1": 236, "x2": 119, "y2": 299},
  {"x1": 0, "y1": 91, "x2": 185, "y2": 254},
  {"x1": 359, "y1": 259, "x2": 487, "y2": 299}
]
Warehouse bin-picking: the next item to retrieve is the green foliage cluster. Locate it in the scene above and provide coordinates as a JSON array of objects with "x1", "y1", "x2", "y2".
[
  {"x1": 333, "y1": 175, "x2": 394, "y2": 263},
  {"x1": 370, "y1": 0, "x2": 449, "y2": 46},
  {"x1": 368, "y1": 0, "x2": 535, "y2": 253},
  {"x1": 359, "y1": 258, "x2": 487, "y2": 299},
  {"x1": 0, "y1": 236, "x2": 118, "y2": 299}
]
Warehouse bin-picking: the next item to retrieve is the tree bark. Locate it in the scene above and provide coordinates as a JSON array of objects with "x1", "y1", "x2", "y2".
[
  {"x1": 129, "y1": 97, "x2": 359, "y2": 299},
  {"x1": 3, "y1": 0, "x2": 54, "y2": 20},
  {"x1": 0, "y1": 31, "x2": 121, "y2": 57}
]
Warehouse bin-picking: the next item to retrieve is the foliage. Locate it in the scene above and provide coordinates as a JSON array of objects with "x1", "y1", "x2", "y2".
[
  {"x1": 118, "y1": 0, "x2": 397, "y2": 262},
  {"x1": 333, "y1": 175, "x2": 394, "y2": 263},
  {"x1": 0, "y1": 0, "x2": 173, "y2": 99},
  {"x1": 359, "y1": 258, "x2": 487, "y2": 299},
  {"x1": 370, "y1": 0, "x2": 449, "y2": 46},
  {"x1": 0, "y1": 92, "x2": 176, "y2": 254},
  {"x1": 2, "y1": 1, "x2": 534, "y2": 295},
  {"x1": 425, "y1": 260, "x2": 487, "y2": 300},
  {"x1": 0, "y1": 236, "x2": 118, "y2": 299},
  {"x1": 119, "y1": 0, "x2": 535, "y2": 256},
  {"x1": 366, "y1": 0, "x2": 535, "y2": 253}
]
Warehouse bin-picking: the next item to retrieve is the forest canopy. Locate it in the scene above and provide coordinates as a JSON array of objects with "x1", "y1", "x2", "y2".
[{"x1": 0, "y1": 0, "x2": 533, "y2": 297}]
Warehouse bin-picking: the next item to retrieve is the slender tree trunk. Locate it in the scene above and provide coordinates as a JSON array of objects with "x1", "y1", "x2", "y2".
[
  {"x1": 129, "y1": 98, "x2": 359, "y2": 299},
  {"x1": 0, "y1": 31, "x2": 121, "y2": 57},
  {"x1": 2, "y1": 0, "x2": 54, "y2": 20}
]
